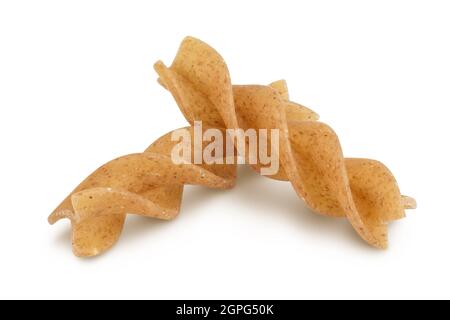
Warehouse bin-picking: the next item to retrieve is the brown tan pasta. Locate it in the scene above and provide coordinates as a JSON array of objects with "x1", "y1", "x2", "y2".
[{"x1": 49, "y1": 36, "x2": 415, "y2": 257}]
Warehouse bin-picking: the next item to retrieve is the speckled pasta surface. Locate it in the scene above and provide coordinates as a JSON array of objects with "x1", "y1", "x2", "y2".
[{"x1": 49, "y1": 36, "x2": 415, "y2": 257}]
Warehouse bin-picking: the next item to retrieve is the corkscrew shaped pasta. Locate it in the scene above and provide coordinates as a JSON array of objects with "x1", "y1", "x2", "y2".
[
  {"x1": 49, "y1": 125, "x2": 238, "y2": 257},
  {"x1": 154, "y1": 36, "x2": 416, "y2": 249},
  {"x1": 49, "y1": 36, "x2": 416, "y2": 257}
]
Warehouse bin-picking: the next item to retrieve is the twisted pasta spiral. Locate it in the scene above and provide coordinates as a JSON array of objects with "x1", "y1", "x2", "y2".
[{"x1": 49, "y1": 37, "x2": 415, "y2": 257}]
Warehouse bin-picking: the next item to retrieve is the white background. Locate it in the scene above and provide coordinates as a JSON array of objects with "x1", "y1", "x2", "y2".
[{"x1": 0, "y1": 0, "x2": 449, "y2": 300}]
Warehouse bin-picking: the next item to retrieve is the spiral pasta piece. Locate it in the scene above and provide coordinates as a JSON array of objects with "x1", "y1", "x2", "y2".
[
  {"x1": 49, "y1": 125, "x2": 237, "y2": 257},
  {"x1": 49, "y1": 36, "x2": 415, "y2": 257},
  {"x1": 155, "y1": 36, "x2": 416, "y2": 249}
]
